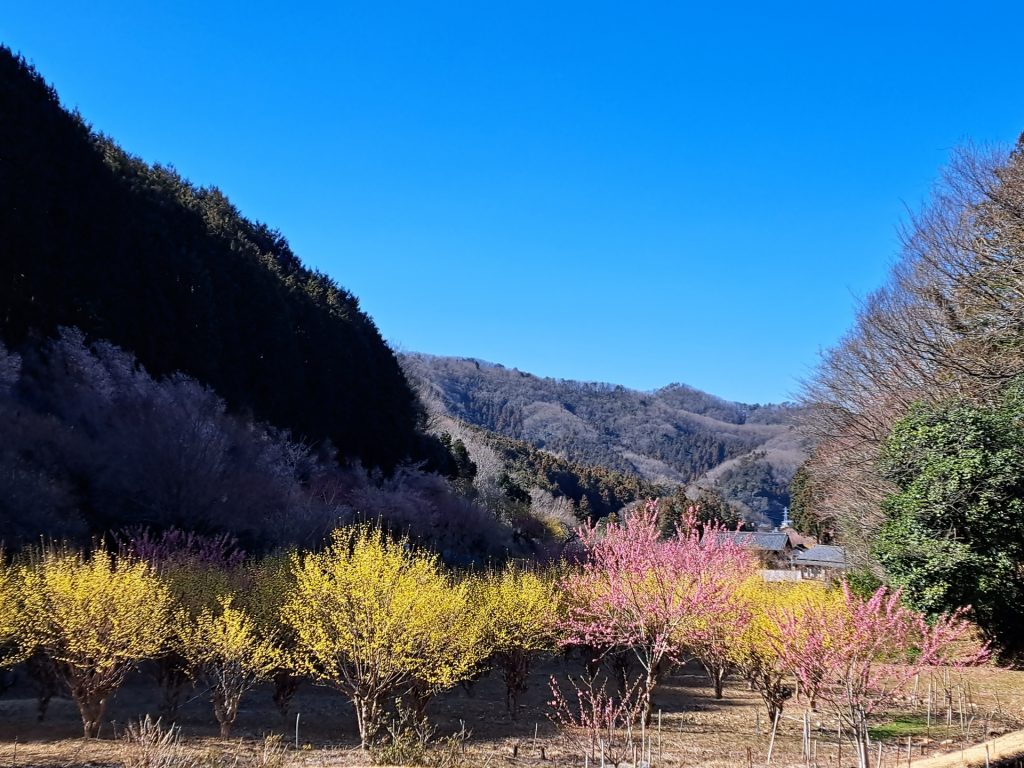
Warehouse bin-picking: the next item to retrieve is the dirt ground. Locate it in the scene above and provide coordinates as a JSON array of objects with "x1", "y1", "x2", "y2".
[{"x1": 1, "y1": 659, "x2": 1023, "y2": 767}]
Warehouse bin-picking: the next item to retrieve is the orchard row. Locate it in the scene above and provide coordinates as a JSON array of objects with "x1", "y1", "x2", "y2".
[{"x1": 0, "y1": 504, "x2": 986, "y2": 768}]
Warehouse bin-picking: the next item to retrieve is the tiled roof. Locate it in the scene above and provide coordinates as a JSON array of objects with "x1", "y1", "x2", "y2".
[
  {"x1": 704, "y1": 531, "x2": 791, "y2": 552},
  {"x1": 793, "y1": 545, "x2": 848, "y2": 568}
]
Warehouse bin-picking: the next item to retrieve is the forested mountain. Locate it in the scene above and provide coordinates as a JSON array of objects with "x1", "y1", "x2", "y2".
[
  {"x1": 0, "y1": 47, "x2": 424, "y2": 470},
  {"x1": 403, "y1": 353, "x2": 807, "y2": 524}
]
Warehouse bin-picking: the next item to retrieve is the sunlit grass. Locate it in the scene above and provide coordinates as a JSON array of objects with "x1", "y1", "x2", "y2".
[{"x1": 869, "y1": 714, "x2": 930, "y2": 742}]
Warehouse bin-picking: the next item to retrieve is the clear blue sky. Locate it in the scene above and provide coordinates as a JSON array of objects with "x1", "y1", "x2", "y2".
[{"x1": 4, "y1": 2, "x2": 1023, "y2": 403}]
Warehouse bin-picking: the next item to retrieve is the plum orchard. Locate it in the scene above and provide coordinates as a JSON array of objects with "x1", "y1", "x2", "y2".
[
  {"x1": 560, "y1": 502, "x2": 756, "y2": 721},
  {"x1": 0, "y1": 518, "x2": 988, "y2": 761},
  {"x1": 780, "y1": 585, "x2": 987, "y2": 768}
]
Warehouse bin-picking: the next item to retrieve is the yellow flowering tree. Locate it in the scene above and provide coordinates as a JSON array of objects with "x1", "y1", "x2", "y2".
[
  {"x1": 177, "y1": 595, "x2": 282, "y2": 737},
  {"x1": 401, "y1": 574, "x2": 489, "y2": 729},
  {"x1": 0, "y1": 556, "x2": 25, "y2": 667},
  {"x1": 478, "y1": 564, "x2": 560, "y2": 717},
  {"x1": 20, "y1": 547, "x2": 173, "y2": 737},
  {"x1": 157, "y1": 560, "x2": 242, "y2": 719},
  {"x1": 244, "y1": 554, "x2": 303, "y2": 719},
  {"x1": 732, "y1": 579, "x2": 841, "y2": 722},
  {"x1": 282, "y1": 526, "x2": 489, "y2": 748}
]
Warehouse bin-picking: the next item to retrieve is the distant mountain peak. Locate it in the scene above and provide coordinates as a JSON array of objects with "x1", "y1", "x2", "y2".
[{"x1": 402, "y1": 353, "x2": 808, "y2": 526}]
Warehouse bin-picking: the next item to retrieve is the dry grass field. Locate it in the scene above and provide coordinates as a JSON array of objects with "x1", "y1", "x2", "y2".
[{"x1": 2, "y1": 659, "x2": 1023, "y2": 768}]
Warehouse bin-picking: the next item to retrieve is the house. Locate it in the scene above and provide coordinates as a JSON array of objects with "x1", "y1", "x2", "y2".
[
  {"x1": 793, "y1": 545, "x2": 848, "y2": 580},
  {"x1": 704, "y1": 531, "x2": 793, "y2": 568}
]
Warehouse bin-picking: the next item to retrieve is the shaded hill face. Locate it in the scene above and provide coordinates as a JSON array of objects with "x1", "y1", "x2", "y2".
[
  {"x1": 403, "y1": 354, "x2": 807, "y2": 523},
  {"x1": 0, "y1": 48, "x2": 421, "y2": 469}
]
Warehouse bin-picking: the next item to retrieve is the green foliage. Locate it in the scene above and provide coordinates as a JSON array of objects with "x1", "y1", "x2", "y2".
[
  {"x1": 482, "y1": 430, "x2": 665, "y2": 520},
  {"x1": 789, "y1": 462, "x2": 834, "y2": 542},
  {"x1": 877, "y1": 382, "x2": 1024, "y2": 656},
  {"x1": 438, "y1": 433, "x2": 478, "y2": 496},
  {"x1": 713, "y1": 452, "x2": 791, "y2": 524},
  {"x1": 656, "y1": 487, "x2": 746, "y2": 538},
  {"x1": 843, "y1": 569, "x2": 883, "y2": 600}
]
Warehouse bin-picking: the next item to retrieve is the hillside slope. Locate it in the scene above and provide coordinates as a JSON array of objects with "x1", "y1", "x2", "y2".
[
  {"x1": 404, "y1": 353, "x2": 807, "y2": 523},
  {"x1": 0, "y1": 47, "x2": 423, "y2": 470}
]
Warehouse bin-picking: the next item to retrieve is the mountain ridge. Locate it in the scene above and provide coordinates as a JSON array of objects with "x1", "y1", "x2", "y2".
[{"x1": 403, "y1": 352, "x2": 808, "y2": 525}]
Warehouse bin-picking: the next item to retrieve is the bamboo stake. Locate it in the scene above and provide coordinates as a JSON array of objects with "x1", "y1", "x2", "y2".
[
  {"x1": 658, "y1": 709, "x2": 663, "y2": 764},
  {"x1": 641, "y1": 714, "x2": 646, "y2": 763},
  {"x1": 766, "y1": 710, "x2": 781, "y2": 766},
  {"x1": 927, "y1": 679, "x2": 932, "y2": 735}
]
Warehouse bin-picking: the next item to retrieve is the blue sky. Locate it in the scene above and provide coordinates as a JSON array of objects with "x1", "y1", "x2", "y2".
[{"x1": 4, "y1": 2, "x2": 1024, "y2": 403}]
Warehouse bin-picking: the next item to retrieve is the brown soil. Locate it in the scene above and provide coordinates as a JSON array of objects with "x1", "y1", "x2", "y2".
[{"x1": 1, "y1": 660, "x2": 1022, "y2": 767}]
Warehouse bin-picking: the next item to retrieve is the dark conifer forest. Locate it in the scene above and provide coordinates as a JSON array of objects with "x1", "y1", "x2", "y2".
[{"x1": 0, "y1": 47, "x2": 422, "y2": 471}]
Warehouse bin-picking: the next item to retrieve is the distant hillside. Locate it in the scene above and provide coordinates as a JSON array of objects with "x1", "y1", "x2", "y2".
[
  {"x1": 0, "y1": 47, "x2": 424, "y2": 470},
  {"x1": 403, "y1": 353, "x2": 808, "y2": 524}
]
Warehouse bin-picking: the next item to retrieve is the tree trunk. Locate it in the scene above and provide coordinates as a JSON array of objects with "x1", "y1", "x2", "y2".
[
  {"x1": 502, "y1": 650, "x2": 530, "y2": 719},
  {"x1": 212, "y1": 689, "x2": 239, "y2": 738},
  {"x1": 640, "y1": 664, "x2": 660, "y2": 726},
  {"x1": 76, "y1": 694, "x2": 107, "y2": 739},
  {"x1": 703, "y1": 663, "x2": 727, "y2": 700},
  {"x1": 852, "y1": 711, "x2": 871, "y2": 768},
  {"x1": 353, "y1": 692, "x2": 383, "y2": 749},
  {"x1": 273, "y1": 670, "x2": 301, "y2": 720}
]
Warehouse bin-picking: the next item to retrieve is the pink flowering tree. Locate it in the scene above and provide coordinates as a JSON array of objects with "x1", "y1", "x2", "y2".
[
  {"x1": 548, "y1": 674, "x2": 645, "y2": 765},
  {"x1": 559, "y1": 500, "x2": 755, "y2": 723},
  {"x1": 780, "y1": 585, "x2": 987, "y2": 768},
  {"x1": 688, "y1": 580, "x2": 754, "y2": 699}
]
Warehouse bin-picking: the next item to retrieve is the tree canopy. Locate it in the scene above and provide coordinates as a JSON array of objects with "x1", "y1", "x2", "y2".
[{"x1": 877, "y1": 383, "x2": 1024, "y2": 655}]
